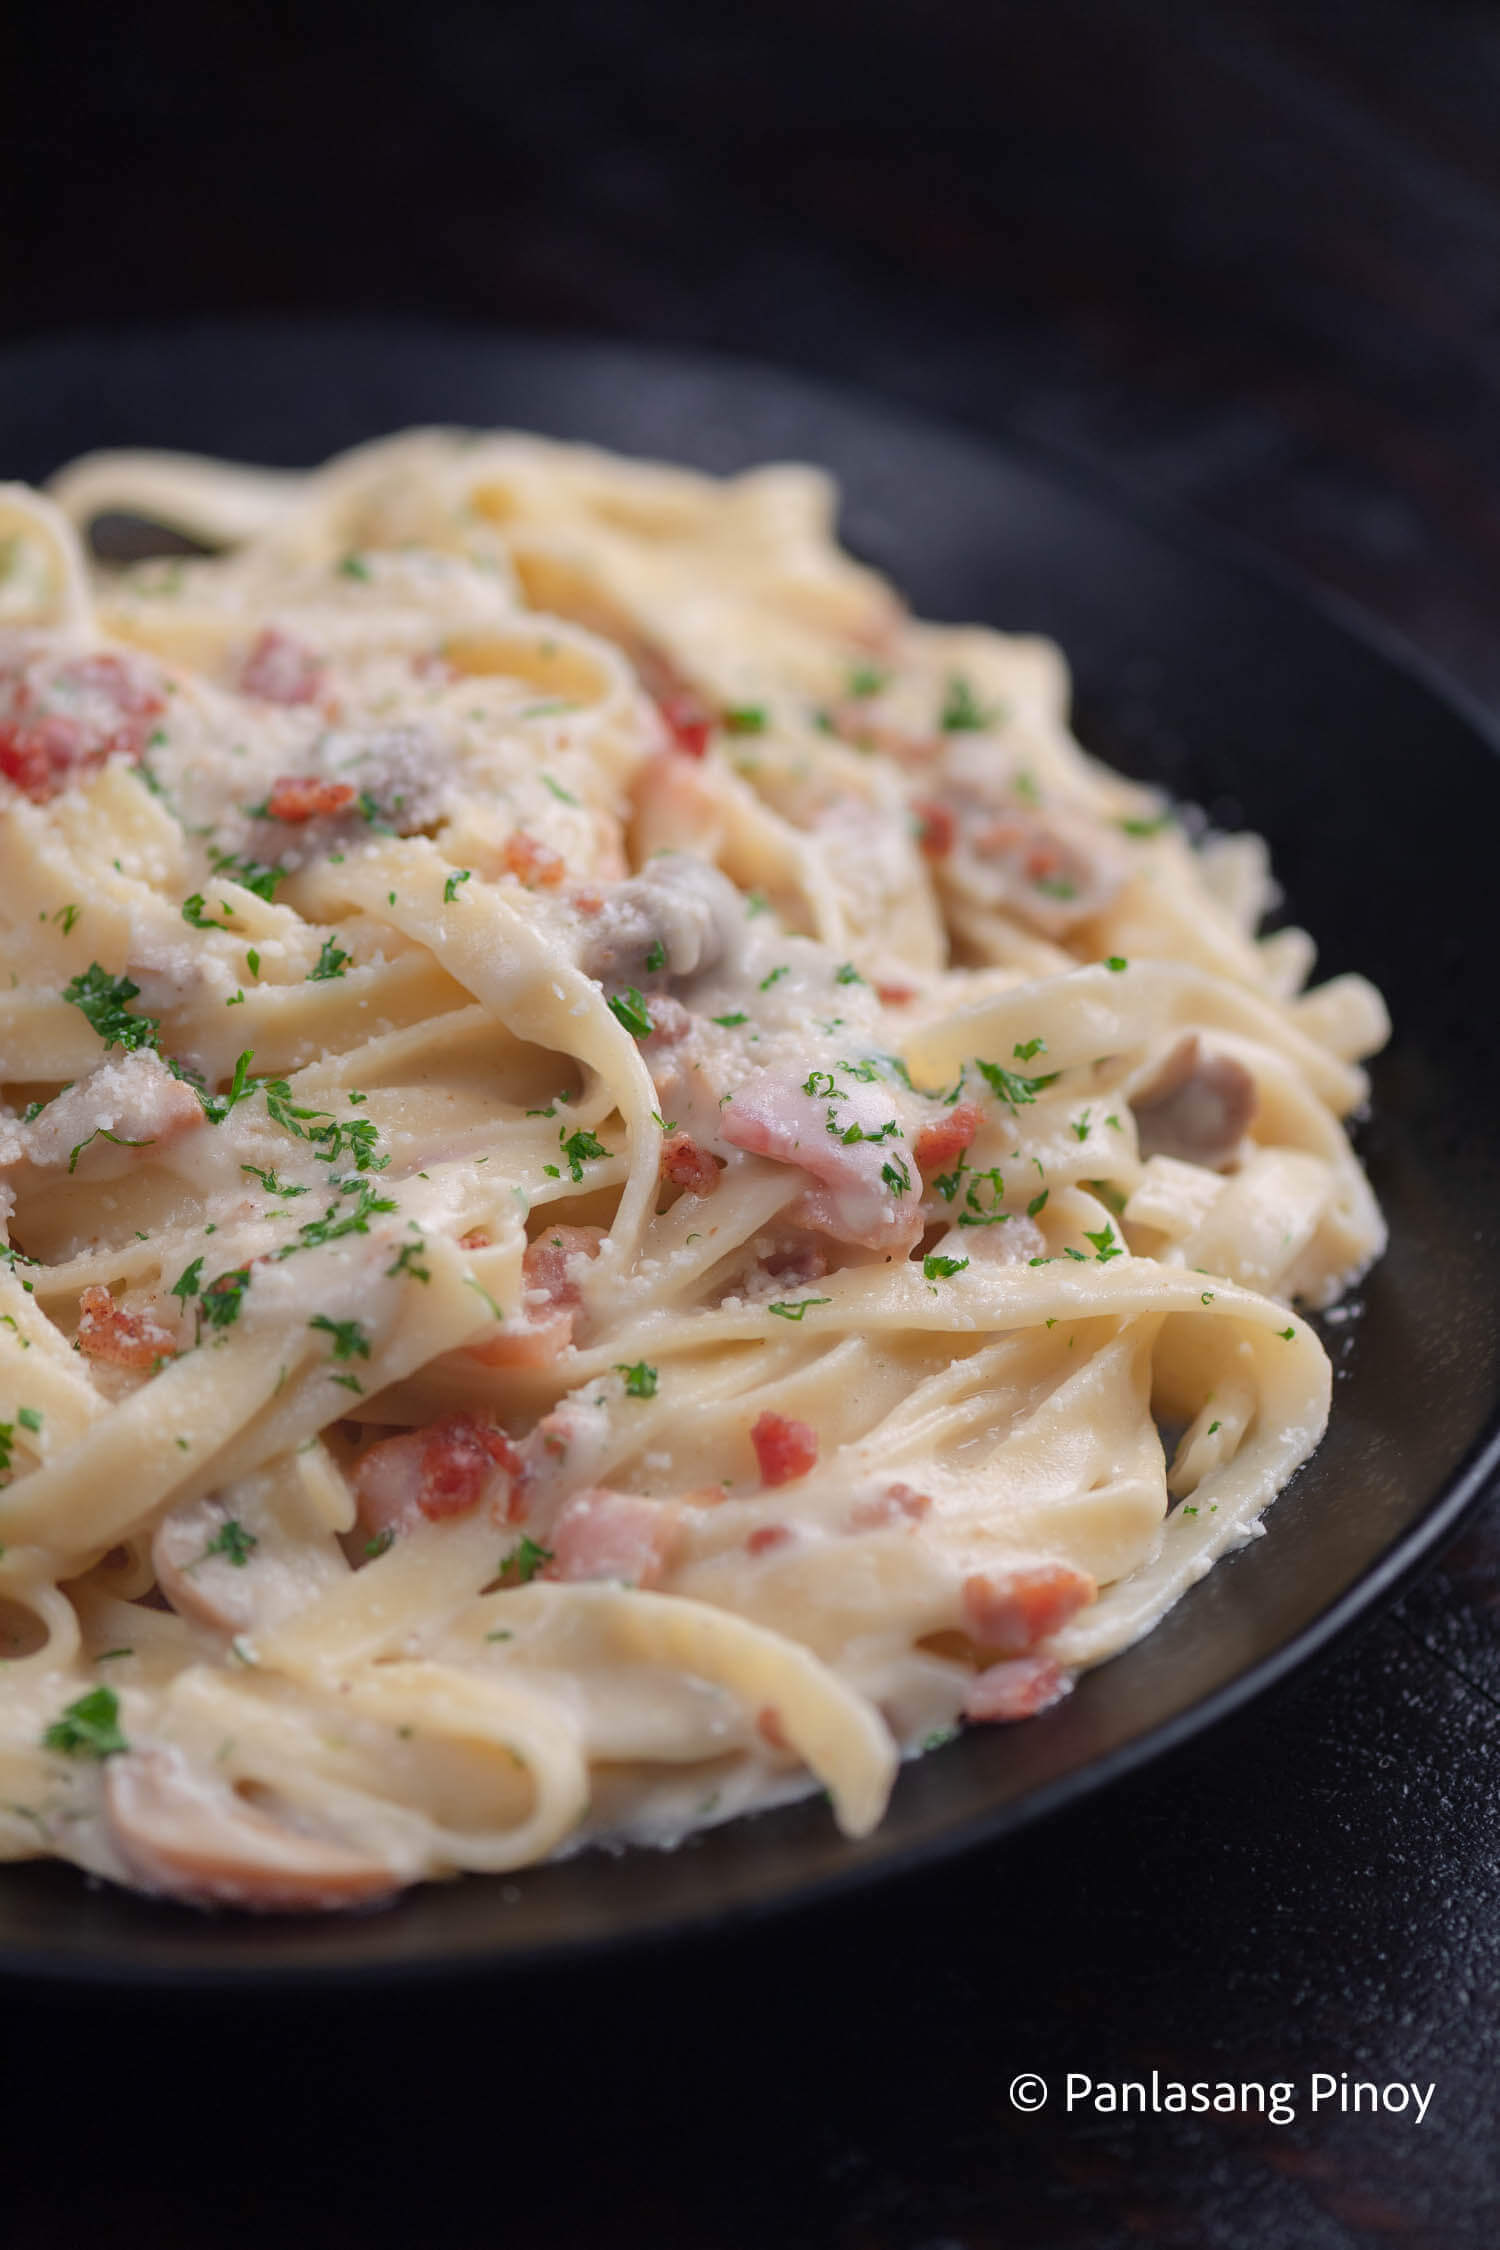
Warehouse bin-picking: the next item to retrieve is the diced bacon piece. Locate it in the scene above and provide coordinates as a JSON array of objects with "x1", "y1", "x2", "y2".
[
  {"x1": 466, "y1": 1308, "x2": 575, "y2": 1371},
  {"x1": 239, "y1": 628, "x2": 323, "y2": 706},
  {"x1": 655, "y1": 691, "x2": 714, "y2": 758},
  {"x1": 939, "y1": 795, "x2": 1126, "y2": 936},
  {"x1": 826, "y1": 706, "x2": 940, "y2": 765},
  {"x1": 875, "y1": 981, "x2": 918, "y2": 1006},
  {"x1": 661, "y1": 1130, "x2": 721, "y2": 1197},
  {"x1": 642, "y1": 994, "x2": 693, "y2": 1047},
  {"x1": 265, "y1": 773, "x2": 357, "y2": 822},
  {"x1": 521, "y1": 1224, "x2": 605, "y2": 1316},
  {"x1": 963, "y1": 1654, "x2": 1072, "y2": 1723},
  {"x1": 746, "y1": 1522, "x2": 795, "y2": 1554},
  {"x1": 750, "y1": 1412, "x2": 818, "y2": 1488},
  {"x1": 850, "y1": 1482, "x2": 932, "y2": 1530},
  {"x1": 104, "y1": 1749, "x2": 399, "y2": 1913},
  {"x1": 354, "y1": 1414, "x2": 520, "y2": 1541},
  {"x1": 911, "y1": 796, "x2": 956, "y2": 859},
  {"x1": 756, "y1": 1705, "x2": 791, "y2": 1752},
  {"x1": 913, "y1": 1100, "x2": 981, "y2": 1173},
  {"x1": 1133, "y1": 1034, "x2": 1257, "y2": 1171},
  {"x1": 76, "y1": 1285, "x2": 177, "y2": 1370},
  {"x1": 721, "y1": 1070, "x2": 922, "y2": 1253},
  {"x1": 545, "y1": 1488, "x2": 680, "y2": 1588},
  {"x1": 0, "y1": 649, "x2": 167, "y2": 802},
  {"x1": 20, "y1": 1051, "x2": 205, "y2": 1172},
  {"x1": 502, "y1": 829, "x2": 567, "y2": 888},
  {"x1": 961, "y1": 1563, "x2": 1096, "y2": 1655}
]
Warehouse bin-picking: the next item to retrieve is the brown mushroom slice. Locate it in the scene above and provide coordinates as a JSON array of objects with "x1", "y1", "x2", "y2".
[
  {"x1": 104, "y1": 1749, "x2": 401, "y2": 1912},
  {"x1": 1133, "y1": 1035, "x2": 1257, "y2": 1170}
]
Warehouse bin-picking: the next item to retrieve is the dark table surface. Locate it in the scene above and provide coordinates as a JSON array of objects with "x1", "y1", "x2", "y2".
[{"x1": 4, "y1": 2, "x2": 1500, "y2": 2242}]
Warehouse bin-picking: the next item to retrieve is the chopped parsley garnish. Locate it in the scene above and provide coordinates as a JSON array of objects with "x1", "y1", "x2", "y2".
[
  {"x1": 803, "y1": 1070, "x2": 838, "y2": 1099},
  {"x1": 309, "y1": 935, "x2": 352, "y2": 981},
  {"x1": 767, "y1": 1297, "x2": 832, "y2": 1321},
  {"x1": 170, "y1": 1256, "x2": 204, "y2": 1303},
  {"x1": 200, "y1": 1267, "x2": 252, "y2": 1328},
  {"x1": 365, "y1": 1528, "x2": 396, "y2": 1561},
  {"x1": 607, "y1": 986, "x2": 654, "y2": 1038},
  {"x1": 1013, "y1": 1037, "x2": 1046, "y2": 1061},
  {"x1": 1278, "y1": 1325, "x2": 1295, "y2": 1341},
  {"x1": 940, "y1": 675, "x2": 991, "y2": 732},
  {"x1": 443, "y1": 869, "x2": 472, "y2": 903},
  {"x1": 309, "y1": 1314, "x2": 371, "y2": 1361},
  {"x1": 645, "y1": 938, "x2": 666, "y2": 974},
  {"x1": 1085, "y1": 1225, "x2": 1123, "y2": 1263},
  {"x1": 338, "y1": 551, "x2": 372, "y2": 580},
  {"x1": 723, "y1": 705, "x2": 767, "y2": 734},
  {"x1": 386, "y1": 1237, "x2": 431, "y2": 1283},
  {"x1": 66, "y1": 1127, "x2": 151, "y2": 1175},
  {"x1": 933, "y1": 1163, "x2": 966, "y2": 1203},
  {"x1": 1207, "y1": 1420, "x2": 1222, "y2": 1435},
  {"x1": 246, "y1": 948, "x2": 261, "y2": 977},
  {"x1": 834, "y1": 962, "x2": 864, "y2": 986},
  {"x1": 923, "y1": 1254, "x2": 968, "y2": 1280},
  {"x1": 200, "y1": 1047, "x2": 258, "y2": 1126},
  {"x1": 263, "y1": 1082, "x2": 388, "y2": 1172},
  {"x1": 201, "y1": 1519, "x2": 258, "y2": 1568},
  {"x1": 540, "y1": 773, "x2": 578, "y2": 805},
  {"x1": 958, "y1": 1167, "x2": 1011, "y2": 1228},
  {"x1": 1119, "y1": 812, "x2": 1173, "y2": 837},
  {"x1": 881, "y1": 1154, "x2": 911, "y2": 1196},
  {"x1": 560, "y1": 1128, "x2": 609, "y2": 1181},
  {"x1": 273, "y1": 1181, "x2": 398, "y2": 1260},
  {"x1": 181, "y1": 893, "x2": 233, "y2": 931},
  {"x1": 1036, "y1": 876, "x2": 1078, "y2": 900},
  {"x1": 1027, "y1": 1188, "x2": 1049, "y2": 1218},
  {"x1": 241, "y1": 1163, "x2": 306, "y2": 1197},
  {"x1": 54, "y1": 902, "x2": 82, "y2": 935},
  {"x1": 499, "y1": 1535, "x2": 553, "y2": 1586},
  {"x1": 759, "y1": 964, "x2": 789, "y2": 991},
  {"x1": 614, "y1": 1360, "x2": 658, "y2": 1399},
  {"x1": 62, "y1": 963, "x2": 160, "y2": 1055},
  {"x1": 17, "y1": 1406, "x2": 41, "y2": 1433},
  {"x1": 848, "y1": 664, "x2": 887, "y2": 698},
  {"x1": 713, "y1": 1011, "x2": 749, "y2": 1028},
  {"x1": 208, "y1": 848, "x2": 285, "y2": 902},
  {"x1": 43, "y1": 1686, "x2": 127, "y2": 1760},
  {"x1": 975, "y1": 1058, "x2": 1057, "y2": 1112},
  {"x1": 1105, "y1": 955, "x2": 1128, "y2": 973}
]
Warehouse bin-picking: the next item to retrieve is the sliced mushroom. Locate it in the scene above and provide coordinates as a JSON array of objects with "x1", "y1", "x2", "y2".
[
  {"x1": 104, "y1": 1749, "x2": 401, "y2": 1912},
  {"x1": 1132, "y1": 1034, "x2": 1257, "y2": 1170},
  {"x1": 152, "y1": 1495, "x2": 261, "y2": 1633},
  {"x1": 576, "y1": 857, "x2": 742, "y2": 988}
]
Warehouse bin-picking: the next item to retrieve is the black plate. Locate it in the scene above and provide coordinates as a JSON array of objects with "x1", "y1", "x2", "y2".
[{"x1": 1, "y1": 320, "x2": 1496, "y2": 1987}]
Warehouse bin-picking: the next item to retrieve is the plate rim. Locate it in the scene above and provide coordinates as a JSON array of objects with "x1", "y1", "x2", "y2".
[{"x1": 0, "y1": 312, "x2": 1497, "y2": 1989}]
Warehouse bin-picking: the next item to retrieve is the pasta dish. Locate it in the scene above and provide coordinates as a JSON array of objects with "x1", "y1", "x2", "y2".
[{"x1": 0, "y1": 431, "x2": 1388, "y2": 1911}]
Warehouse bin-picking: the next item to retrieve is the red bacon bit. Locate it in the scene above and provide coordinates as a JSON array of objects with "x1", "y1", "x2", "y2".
[
  {"x1": 522, "y1": 1225, "x2": 605, "y2": 1314},
  {"x1": 642, "y1": 994, "x2": 693, "y2": 1047},
  {"x1": 746, "y1": 1523, "x2": 794, "y2": 1555},
  {"x1": 913, "y1": 1100, "x2": 981, "y2": 1173},
  {"x1": 76, "y1": 1284, "x2": 177, "y2": 1371},
  {"x1": 239, "y1": 628, "x2": 323, "y2": 707},
  {"x1": 501, "y1": 829, "x2": 567, "y2": 888},
  {"x1": 961, "y1": 1563, "x2": 1096, "y2": 1656},
  {"x1": 874, "y1": 981, "x2": 918, "y2": 1007},
  {"x1": 911, "y1": 797, "x2": 956, "y2": 860},
  {"x1": 354, "y1": 1413, "x2": 521, "y2": 1542},
  {"x1": 750, "y1": 1411, "x2": 819, "y2": 1489},
  {"x1": 264, "y1": 773, "x2": 357, "y2": 822},
  {"x1": 655, "y1": 690, "x2": 714, "y2": 759},
  {"x1": 466, "y1": 1310, "x2": 575, "y2": 1373},
  {"x1": 850, "y1": 1482, "x2": 932, "y2": 1531},
  {"x1": 963, "y1": 1654, "x2": 1072, "y2": 1723},
  {"x1": 546, "y1": 1488, "x2": 680, "y2": 1589},
  {"x1": 572, "y1": 888, "x2": 605, "y2": 916},
  {"x1": 0, "y1": 651, "x2": 167, "y2": 803},
  {"x1": 661, "y1": 1130, "x2": 721, "y2": 1198},
  {"x1": 756, "y1": 1705, "x2": 791, "y2": 1752}
]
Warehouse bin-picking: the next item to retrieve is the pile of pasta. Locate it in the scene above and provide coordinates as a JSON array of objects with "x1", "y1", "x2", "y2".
[{"x1": 0, "y1": 431, "x2": 1388, "y2": 1910}]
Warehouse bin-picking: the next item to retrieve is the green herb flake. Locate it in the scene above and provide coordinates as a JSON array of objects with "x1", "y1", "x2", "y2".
[
  {"x1": 1085, "y1": 1225, "x2": 1123, "y2": 1263},
  {"x1": 560, "y1": 1128, "x2": 609, "y2": 1182},
  {"x1": 723, "y1": 705, "x2": 767, "y2": 735},
  {"x1": 62, "y1": 964, "x2": 161, "y2": 1055},
  {"x1": 1105, "y1": 955, "x2": 1128, "y2": 973},
  {"x1": 202, "y1": 1519, "x2": 257, "y2": 1568},
  {"x1": 43, "y1": 1686, "x2": 127, "y2": 1760},
  {"x1": 713, "y1": 1011, "x2": 749, "y2": 1028},
  {"x1": 608, "y1": 986, "x2": 654, "y2": 1039},
  {"x1": 923, "y1": 1254, "x2": 969, "y2": 1281},
  {"x1": 499, "y1": 1535, "x2": 554, "y2": 1586},
  {"x1": 309, "y1": 1313, "x2": 371, "y2": 1361},
  {"x1": 308, "y1": 935, "x2": 352, "y2": 982},
  {"x1": 614, "y1": 1360, "x2": 658, "y2": 1399},
  {"x1": 766, "y1": 1297, "x2": 832, "y2": 1321},
  {"x1": 443, "y1": 869, "x2": 472, "y2": 903},
  {"x1": 940, "y1": 675, "x2": 992, "y2": 732},
  {"x1": 834, "y1": 962, "x2": 864, "y2": 986}
]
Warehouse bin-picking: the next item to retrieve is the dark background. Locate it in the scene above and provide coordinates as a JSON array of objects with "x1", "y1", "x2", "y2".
[{"x1": 4, "y1": 2, "x2": 1500, "y2": 2243}]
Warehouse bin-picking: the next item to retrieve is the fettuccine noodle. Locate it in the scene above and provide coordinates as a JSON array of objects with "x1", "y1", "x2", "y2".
[{"x1": 0, "y1": 431, "x2": 1387, "y2": 1909}]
